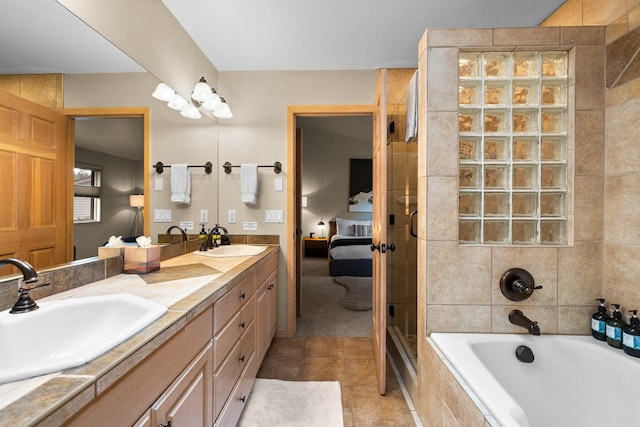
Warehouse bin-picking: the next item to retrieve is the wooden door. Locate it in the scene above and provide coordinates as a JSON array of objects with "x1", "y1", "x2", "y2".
[
  {"x1": 372, "y1": 69, "x2": 388, "y2": 395},
  {"x1": 0, "y1": 89, "x2": 71, "y2": 275}
]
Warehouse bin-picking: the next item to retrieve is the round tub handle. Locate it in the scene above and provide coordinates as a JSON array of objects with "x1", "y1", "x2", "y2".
[{"x1": 500, "y1": 268, "x2": 541, "y2": 301}]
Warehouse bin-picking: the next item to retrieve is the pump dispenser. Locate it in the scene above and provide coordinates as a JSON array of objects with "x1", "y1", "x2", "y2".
[
  {"x1": 606, "y1": 304, "x2": 626, "y2": 349},
  {"x1": 623, "y1": 310, "x2": 640, "y2": 358},
  {"x1": 199, "y1": 224, "x2": 207, "y2": 240},
  {"x1": 591, "y1": 298, "x2": 608, "y2": 341}
]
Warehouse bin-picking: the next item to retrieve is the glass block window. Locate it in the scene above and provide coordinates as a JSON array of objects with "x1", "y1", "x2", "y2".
[{"x1": 458, "y1": 51, "x2": 568, "y2": 245}]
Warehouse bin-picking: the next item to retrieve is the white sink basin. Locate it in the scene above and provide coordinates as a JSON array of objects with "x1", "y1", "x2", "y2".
[
  {"x1": 194, "y1": 244, "x2": 267, "y2": 258},
  {"x1": 0, "y1": 293, "x2": 167, "y2": 384}
]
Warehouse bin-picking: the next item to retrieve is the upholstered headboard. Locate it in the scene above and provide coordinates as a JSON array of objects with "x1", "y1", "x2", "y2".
[{"x1": 329, "y1": 221, "x2": 337, "y2": 241}]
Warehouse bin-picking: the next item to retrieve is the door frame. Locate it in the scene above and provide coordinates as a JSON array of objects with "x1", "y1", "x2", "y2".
[
  {"x1": 62, "y1": 107, "x2": 151, "y2": 237},
  {"x1": 285, "y1": 105, "x2": 374, "y2": 337}
]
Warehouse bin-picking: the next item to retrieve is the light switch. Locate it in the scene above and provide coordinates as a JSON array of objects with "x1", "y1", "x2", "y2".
[
  {"x1": 275, "y1": 177, "x2": 283, "y2": 191},
  {"x1": 154, "y1": 177, "x2": 163, "y2": 191},
  {"x1": 228, "y1": 210, "x2": 237, "y2": 223},
  {"x1": 200, "y1": 209, "x2": 208, "y2": 223},
  {"x1": 153, "y1": 209, "x2": 172, "y2": 222},
  {"x1": 265, "y1": 210, "x2": 284, "y2": 223}
]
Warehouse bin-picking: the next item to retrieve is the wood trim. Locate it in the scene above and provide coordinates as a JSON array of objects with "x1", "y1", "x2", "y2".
[
  {"x1": 61, "y1": 107, "x2": 151, "y2": 236},
  {"x1": 286, "y1": 104, "x2": 374, "y2": 337}
]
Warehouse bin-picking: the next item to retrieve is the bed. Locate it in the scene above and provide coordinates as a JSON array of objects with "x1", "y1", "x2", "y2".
[{"x1": 328, "y1": 218, "x2": 373, "y2": 277}]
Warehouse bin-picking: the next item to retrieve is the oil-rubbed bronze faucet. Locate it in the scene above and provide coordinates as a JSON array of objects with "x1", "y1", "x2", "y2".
[
  {"x1": 166, "y1": 225, "x2": 187, "y2": 242},
  {"x1": 509, "y1": 309, "x2": 541, "y2": 335},
  {"x1": 0, "y1": 258, "x2": 50, "y2": 314}
]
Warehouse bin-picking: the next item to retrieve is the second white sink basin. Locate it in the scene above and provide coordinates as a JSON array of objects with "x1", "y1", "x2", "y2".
[
  {"x1": 194, "y1": 244, "x2": 267, "y2": 258},
  {"x1": 0, "y1": 293, "x2": 167, "y2": 384}
]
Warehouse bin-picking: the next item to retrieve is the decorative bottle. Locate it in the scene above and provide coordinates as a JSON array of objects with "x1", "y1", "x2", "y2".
[
  {"x1": 591, "y1": 298, "x2": 608, "y2": 341},
  {"x1": 606, "y1": 304, "x2": 626, "y2": 349},
  {"x1": 623, "y1": 310, "x2": 640, "y2": 358}
]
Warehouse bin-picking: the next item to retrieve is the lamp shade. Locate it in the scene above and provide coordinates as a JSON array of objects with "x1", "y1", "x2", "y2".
[
  {"x1": 129, "y1": 194, "x2": 144, "y2": 208},
  {"x1": 317, "y1": 218, "x2": 325, "y2": 228},
  {"x1": 201, "y1": 92, "x2": 222, "y2": 111},
  {"x1": 167, "y1": 93, "x2": 188, "y2": 111},
  {"x1": 213, "y1": 101, "x2": 233, "y2": 119},
  {"x1": 192, "y1": 77, "x2": 213, "y2": 102},
  {"x1": 152, "y1": 83, "x2": 174, "y2": 102},
  {"x1": 180, "y1": 103, "x2": 202, "y2": 119}
]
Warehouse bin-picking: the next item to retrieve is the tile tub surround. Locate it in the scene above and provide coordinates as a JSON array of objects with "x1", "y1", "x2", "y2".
[
  {"x1": 0, "y1": 246, "x2": 278, "y2": 426},
  {"x1": 417, "y1": 26, "x2": 605, "y2": 426}
]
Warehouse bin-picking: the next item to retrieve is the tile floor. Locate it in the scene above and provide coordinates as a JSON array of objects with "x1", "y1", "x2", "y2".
[{"x1": 257, "y1": 336, "x2": 419, "y2": 426}]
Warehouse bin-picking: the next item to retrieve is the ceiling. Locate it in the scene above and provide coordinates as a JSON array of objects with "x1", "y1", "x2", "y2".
[{"x1": 1, "y1": 0, "x2": 566, "y2": 75}]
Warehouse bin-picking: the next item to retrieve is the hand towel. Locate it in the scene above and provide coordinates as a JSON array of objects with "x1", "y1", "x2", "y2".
[
  {"x1": 170, "y1": 164, "x2": 191, "y2": 204},
  {"x1": 240, "y1": 163, "x2": 258, "y2": 205},
  {"x1": 405, "y1": 70, "x2": 418, "y2": 142}
]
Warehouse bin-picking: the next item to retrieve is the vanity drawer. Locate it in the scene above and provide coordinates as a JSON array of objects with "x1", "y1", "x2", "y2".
[
  {"x1": 214, "y1": 351, "x2": 257, "y2": 427},
  {"x1": 213, "y1": 295, "x2": 256, "y2": 371},
  {"x1": 213, "y1": 321, "x2": 256, "y2": 419},
  {"x1": 214, "y1": 271, "x2": 255, "y2": 334}
]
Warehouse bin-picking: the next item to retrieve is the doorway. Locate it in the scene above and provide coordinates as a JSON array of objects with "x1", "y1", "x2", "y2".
[{"x1": 63, "y1": 107, "x2": 150, "y2": 260}]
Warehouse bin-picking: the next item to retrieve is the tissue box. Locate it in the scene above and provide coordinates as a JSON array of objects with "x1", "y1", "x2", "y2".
[
  {"x1": 124, "y1": 246, "x2": 161, "y2": 274},
  {"x1": 98, "y1": 247, "x2": 125, "y2": 259}
]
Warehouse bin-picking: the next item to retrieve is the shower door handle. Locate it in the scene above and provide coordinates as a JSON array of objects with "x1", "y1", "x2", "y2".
[{"x1": 410, "y1": 210, "x2": 418, "y2": 238}]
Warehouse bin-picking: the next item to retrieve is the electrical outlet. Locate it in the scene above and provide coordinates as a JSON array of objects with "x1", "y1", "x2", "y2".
[
  {"x1": 228, "y1": 210, "x2": 237, "y2": 223},
  {"x1": 200, "y1": 209, "x2": 208, "y2": 223},
  {"x1": 153, "y1": 209, "x2": 172, "y2": 222},
  {"x1": 243, "y1": 221, "x2": 257, "y2": 231},
  {"x1": 154, "y1": 177, "x2": 163, "y2": 191}
]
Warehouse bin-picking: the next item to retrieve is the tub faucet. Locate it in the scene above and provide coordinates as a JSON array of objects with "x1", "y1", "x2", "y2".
[
  {"x1": 509, "y1": 309, "x2": 540, "y2": 335},
  {"x1": 166, "y1": 225, "x2": 187, "y2": 242},
  {"x1": 0, "y1": 258, "x2": 50, "y2": 314}
]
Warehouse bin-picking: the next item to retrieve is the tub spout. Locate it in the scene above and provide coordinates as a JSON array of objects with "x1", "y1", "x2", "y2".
[{"x1": 509, "y1": 309, "x2": 540, "y2": 335}]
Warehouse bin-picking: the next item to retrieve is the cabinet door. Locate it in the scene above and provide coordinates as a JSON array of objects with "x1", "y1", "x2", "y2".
[
  {"x1": 268, "y1": 271, "x2": 278, "y2": 339},
  {"x1": 256, "y1": 270, "x2": 278, "y2": 365},
  {"x1": 150, "y1": 341, "x2": 213, "y2": 427}
]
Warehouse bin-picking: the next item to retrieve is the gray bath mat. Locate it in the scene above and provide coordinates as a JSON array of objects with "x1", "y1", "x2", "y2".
[{"x1": 332, "y1": 276, "x2": 372, "y2": 311}]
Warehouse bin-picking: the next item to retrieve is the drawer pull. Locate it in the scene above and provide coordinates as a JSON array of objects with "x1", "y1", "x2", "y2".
[
  {"x1": 239, "y1": 355, "x2": 245, "y2": 362},
  {"x1": 239, "y1": 321, "x2": 246, "y2": 329},
  {"x1": 239, "y1": 395, "x2": 246, "y2": 403},
  {"x1": 240, "y1": 292, "x2": 246, "y2": 300}
]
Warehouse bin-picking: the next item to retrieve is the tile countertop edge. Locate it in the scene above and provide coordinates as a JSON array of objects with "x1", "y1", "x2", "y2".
[{"x1": 0, "y1": 245, "x2": 279, "y2": 427}]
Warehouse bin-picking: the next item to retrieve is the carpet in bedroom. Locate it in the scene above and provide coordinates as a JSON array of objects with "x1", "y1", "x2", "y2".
[
  {"x1": 296, "y1": 258, "x2": 371, "y2": 337},
  {"x1": 237, "y1": 379, "x2": 343, "y2": 427},
  {"x1": 333, "y1": 276, "x2": 372, "y2": 311}
]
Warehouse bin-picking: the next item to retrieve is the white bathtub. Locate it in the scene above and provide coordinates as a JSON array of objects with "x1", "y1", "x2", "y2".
[{"x1": 430, "y1": 333, "x2": 640, "y2": 427}]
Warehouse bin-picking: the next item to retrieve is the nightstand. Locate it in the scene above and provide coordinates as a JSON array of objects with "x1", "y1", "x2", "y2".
[{"x1": 303, "y1": 237, "x2": 328, "y2": 257}]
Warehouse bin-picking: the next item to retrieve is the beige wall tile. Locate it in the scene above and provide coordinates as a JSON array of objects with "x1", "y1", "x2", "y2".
[
  {"x1": 630, "y1": 0, "x2": 640, "y2": 12},
  {"x1": 604, "y1": 243, "x2": 640, "y2": 313},
  {"x1": 426, "y1": 112, "x2": 458, "y2": 176},
  {"x1": 575, "y1": 45, "x2": 605, "y2": 111},
  {"x1": 427, "y1": 29, "x2": 493, "y2": 48},
  {"x1": 494, "y1": 27, "x2": 560, "y2": 46},
  {"x1": 605, "y1": 98, "x2": 640, "y2": 175},
  {"x1": 427, "y1": 242, "x2": 492, "y2": 304},
  {"x1": 607, "y1": 15, "x2": 628, "y2": 43},
  {"x1": 584, "y1": 0, "x2": 628, "y2": 25},
  {"x1": 629, "y1": 6, "x2": 640, "y2": 30},
  {"x1": 575, "y1": 110, "x2": 605, "y2": 176},
  {"x1": 558, "y1": 242, "x2": 603, "y2": 305},
  {"x1": 427, "y1": 48, "x2": 458, "y2": 113},
  {"x1": 491, "y1": 248, "x2": 558, "y2": 305},
  {"x1": 427, "y1": 305, "x2": 491, "y2": 334},
  {"x1": 558, "y1": 305, "x2": 594, "y2": 334},
  {"x1": 541, "y1": 0, "x2": 584, "y2": 27},
  {"x1": 427, "y1": 177, "x2": 458, "y2": 241},
  {"x1": 561, "y1": 26, "x2": 606, "y2": 45},
  {"x1": 492, "y1": 305, "x2": 558, "y2": 334},
  {"x1": 604, "y1": 173, "x2": 640, "y2": 244},
  {"x1": 574, "y1": 176, "x2": 604, "y2": 241}
]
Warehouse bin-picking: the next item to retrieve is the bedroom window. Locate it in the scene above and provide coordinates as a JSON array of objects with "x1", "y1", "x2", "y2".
[
  {"x1": 458, "y1": 51, "x2": 568, "y2": 245},
  {"x1": 73, "y1": 165, "x2": 101, "y2": 223}
]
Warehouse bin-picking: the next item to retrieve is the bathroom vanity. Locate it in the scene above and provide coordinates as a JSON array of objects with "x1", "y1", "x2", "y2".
[{"x1": 0, "y1": 246, "x2": 279, "y2": 427}]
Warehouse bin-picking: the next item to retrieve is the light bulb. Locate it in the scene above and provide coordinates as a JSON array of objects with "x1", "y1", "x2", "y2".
[{"x1": 151, "y1": 83, "x2": 174, "y2": 102}]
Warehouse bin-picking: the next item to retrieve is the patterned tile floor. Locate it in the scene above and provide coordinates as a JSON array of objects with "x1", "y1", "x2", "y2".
[{"x1": 257, "y1": 336, "x2": 419, "y2": 426}]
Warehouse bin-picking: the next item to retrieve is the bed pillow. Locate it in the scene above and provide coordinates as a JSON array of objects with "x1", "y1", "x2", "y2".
[{"x1": 336, "y1": 218, "x2": 372, "y2": 236}]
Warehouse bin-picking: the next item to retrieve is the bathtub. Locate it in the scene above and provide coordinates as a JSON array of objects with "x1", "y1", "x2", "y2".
[{"x1": 429, "y1": 333, "x2": 640, "y2": 427}]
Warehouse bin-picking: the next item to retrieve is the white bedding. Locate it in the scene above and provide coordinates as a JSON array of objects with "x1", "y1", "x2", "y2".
[{"x1": 329, "y1": 235, "x2": 372, "y2": 260}]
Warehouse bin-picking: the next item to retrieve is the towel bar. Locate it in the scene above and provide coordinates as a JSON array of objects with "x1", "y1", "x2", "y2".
[
  {"x1": 154, "y1": 161, "x2": 212, "y2": 174},
  {"x1": 223, "y1": 161, "x2": 281, "y2": 175}
]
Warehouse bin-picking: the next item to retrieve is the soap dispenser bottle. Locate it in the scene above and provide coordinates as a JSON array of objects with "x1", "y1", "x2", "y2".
[
  {"x1": 606, "y1": 304, "x2": 626, "y2": 349},
  {"x1": 623, "y1": 310, "x2": 640, "y2": 358},
  {"x1": 591, "y1": 298, "x2": 609, "y2": 341},
  {"x1": 199, "y1": 224, "x2": 207, "y2": 240}
]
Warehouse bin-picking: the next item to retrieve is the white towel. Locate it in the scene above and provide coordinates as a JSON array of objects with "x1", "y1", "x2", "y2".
[
  {"x1": 405, "y1": 70, "x2": 418, "y2": 142},
  {"x1": 170, "y1": 164, "x2": 191, "y2": 204},
  {"x1": 240, "y1": 163, "x2": 258, "y2": 205}
]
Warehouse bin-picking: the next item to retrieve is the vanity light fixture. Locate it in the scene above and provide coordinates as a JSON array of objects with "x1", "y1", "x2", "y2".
[{"x1": 151, "y1": 78, "x2": 232, "y2": 120}]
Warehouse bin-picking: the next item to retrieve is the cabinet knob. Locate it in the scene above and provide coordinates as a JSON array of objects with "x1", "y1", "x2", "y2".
[
  {"x1": 268, "y1": 284, "x2": 274, "y2": 290},
  {"x1": 239, "y1": 321, "x2": 245, "y2": 329},
  {"x1": 160, "y1": 422, "x2": 172, "y2": 427},
  {"x1": 239, "y1": 395, "x2": 246, "y2": 403},
  {"x1": 239, "y1": 355, "x2": 245, "y2": 362},
  {"x1": 239, "y1": 292, "x2": 246, "y2": 300}
]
